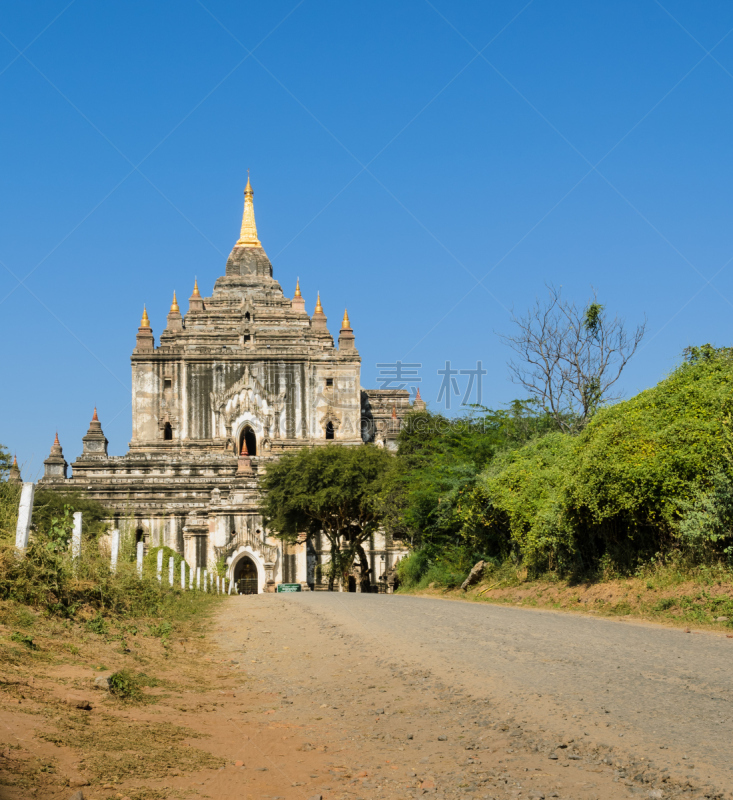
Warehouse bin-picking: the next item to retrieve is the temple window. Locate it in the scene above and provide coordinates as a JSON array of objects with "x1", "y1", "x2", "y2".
[
  {"x1": 240, "y1": 426, "x2": 257, "y2": 456},
  {"x1": 163, "y1": 422, "x2": 173, "y2": 440},
  {"x1": 325, "y1": 421, "x2": 335, "y2": 440}
]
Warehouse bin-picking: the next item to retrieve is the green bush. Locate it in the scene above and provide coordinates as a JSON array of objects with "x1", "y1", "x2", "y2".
[
  {"x1": 449, "y1": 346, "x2": 733, "y2": 577},
  {"x1": 10, "y1": 632, "x2": 36, "y2": 649},
  {"x1": 108, "y1": 669, "x2": 160, "y2": 702},
  {"x1": 144, "y1": 546, "x2": 190, "y2": 586},
  {"x1": 147, "y1": 621, "x2": 172, "y2": 639},
  {"x1": 86, "y1": 614, "x2": 109, "y2": 635}
]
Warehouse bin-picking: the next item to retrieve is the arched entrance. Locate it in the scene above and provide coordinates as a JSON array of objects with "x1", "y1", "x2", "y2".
[
  {"x1": 239, "y1": 426, "x2": 257, "y2": 456},
  {"x1": 234, "y1": 556, "x2": 258, "y2": 594}
]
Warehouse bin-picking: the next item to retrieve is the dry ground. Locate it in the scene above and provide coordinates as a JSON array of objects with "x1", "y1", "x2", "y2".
[{"x1": 1, "y1": 592, "x2": 731, "y2": 800}]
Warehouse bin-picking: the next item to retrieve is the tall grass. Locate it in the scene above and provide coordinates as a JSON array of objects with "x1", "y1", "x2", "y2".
[
  {"x1": 0, "y1": 481, "x2": 219, "y2": 621},
  {"x1": 0, "y1": 527, "x2": 218, "y2": 622}
]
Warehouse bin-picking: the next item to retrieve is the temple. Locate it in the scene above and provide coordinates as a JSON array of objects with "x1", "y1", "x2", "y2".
[{"x1": 39, "y1": 178, "x2": 418, "y2": 592}]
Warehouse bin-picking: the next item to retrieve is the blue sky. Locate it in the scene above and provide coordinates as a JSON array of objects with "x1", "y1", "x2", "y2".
[{"x1": 3, "y1": 0, "x2": 733, "y2": 477}]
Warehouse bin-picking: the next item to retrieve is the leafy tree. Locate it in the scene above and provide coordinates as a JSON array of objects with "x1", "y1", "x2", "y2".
[
  {"x1": 0, "y1": 443, "x2": 21, "y2": 543},
  {"x1": 379, "y1": 403, "x2": 555, "y2": 554},
  {"x1": 32, "y1": 489, "x2": 110, "y2": 542},
  {"x1": 0, "y1": 444, "x2": 12, "y2": 481},
  {"x1": 499, "y1": 285, "x2": 646, "y2": 433},
  {"x1": 260, "y1": 445, "x2": 393, "y2": 591},
  {"x1": 457, "y1": 345, "x2": 733, "y2": 577}
]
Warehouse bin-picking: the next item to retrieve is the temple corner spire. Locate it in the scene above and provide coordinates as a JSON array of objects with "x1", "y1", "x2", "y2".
[{"x1": 338, "y1": 306, "x2": 356, "y2": 351}]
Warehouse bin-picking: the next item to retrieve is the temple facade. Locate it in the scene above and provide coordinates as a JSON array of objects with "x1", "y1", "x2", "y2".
[{"x1": 39, "y1": 179, "x2": 423, "y2": 592}]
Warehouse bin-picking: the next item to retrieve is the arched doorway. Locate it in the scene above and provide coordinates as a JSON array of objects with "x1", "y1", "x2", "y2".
[
  {"x1": 325, "y1": 421, "x2": 334, "y2": 440},
  {"x1": 163, "y1": 422, "x2": 172, "y2": 440},
  {"x1": 239, "y1": 426, "x2": 257, "y2": 456},
  {"x1": 234, "y1": 556, "x2": 258, "y2": 594}
]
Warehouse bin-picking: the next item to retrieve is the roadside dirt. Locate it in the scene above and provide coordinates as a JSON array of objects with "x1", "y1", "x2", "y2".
[
  {"x1": 1, "y1": 595, "x2": 729, "y2": 799},
  {"x1": 0, "y1": 599, "x2": 328, "y2": 799},
  {"x1": 414, "y1": 572, "x2": 733, "y2": 633}
]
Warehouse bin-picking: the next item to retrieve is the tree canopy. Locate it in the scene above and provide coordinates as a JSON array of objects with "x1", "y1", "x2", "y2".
[{"x1": 260, "y1": 444, "x2": 393, "y2": 590}]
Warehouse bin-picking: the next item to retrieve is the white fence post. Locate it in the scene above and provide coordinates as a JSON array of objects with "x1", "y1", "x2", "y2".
[
  {"x1": 15, "y1": 482, "x2": 35, "y2": 551},
  {"x1": 168, "y1": 556, "x2": 174, "y2": 586},
  {"x1": 181, "y1": 560, "x2": 186, "y2": 590},
  {"x1": 136, "y1": 541, "x2": 144, "y2": 578},
  {"x1": 71, "y1": 512, "x2": 82, "y2": 561},
  {"x1": 110, "y1": 529, "x2": 120, "y2": 573},
  {"x1": 156, "y1": 549, "x2": 163, "y2": 583}
]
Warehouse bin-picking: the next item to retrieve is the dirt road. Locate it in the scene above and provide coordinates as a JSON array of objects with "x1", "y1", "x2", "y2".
[
  {"x1": 208, "y1": 592, "x2": 733, "y2": 799},
  {"x1": 3, "y1": 592, "x2": 732, "y2": 799}
]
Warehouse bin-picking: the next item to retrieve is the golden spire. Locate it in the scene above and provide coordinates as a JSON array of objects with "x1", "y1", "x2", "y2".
[
  {"x1": 192, "y1": 277, "x2": 201, "y2": 298},
  {"x1": 314, "y1": 292, "x2": 324, "y2": 315},
  {"x1": 54, "y1": 431, "x2": 60, "y2": 445},
  {"x1": 342, "y1": 308, "x2": 351, "y2": 329},
  {"x1": 237, "y1": 171, "x2": 261, "y2": 246},
  {"x1": 140, "y1": 306, "x2": 150, "y2": 328},
  {"x1": 92, "y1": 407, "x2": 98, "y2": 421},
  {"x1": 13, "y1": 454, "x2": 17, "y2": 466},
  {"x1": 294, "y1": 278, "x2": 301, "y2": 298},
  {"x1": 170, "y1": 291, "x2": 179, "y2": 313}
]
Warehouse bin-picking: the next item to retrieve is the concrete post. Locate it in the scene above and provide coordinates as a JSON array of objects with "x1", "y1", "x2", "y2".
[
  {"x1": 15, "y1": 482, "x2": 35, "y2": 551},
  {"x1": 110, "y1": 529, "x2": 120, "y2": 573},
  {"x1": 181, "y1": 561, "x2": 186, "y2": 590},
  {"x1": 203, "y1": 569, "x2": 208, "y2": 593},
  {"x1": 168, "y1": 556, "x2": 174, "y2": 586},
  {"x1": 196, "y1": 566, "x2": 201, "y2": 591},
  {"x1": 229, "y1": 577, "x2": 234, "y2": 594},
  {"x1": 189, "y1": 564, "x2": 194, "y2": 590},
  {"x1": 136, "y1": 541, "x2": 143, "y2": 578},
  {"x1": 71, "y1": 512, "x2": 82, "y2": 561},
  {"x1": 156, "y1": 549, "x2": 163, "y2": 583}
]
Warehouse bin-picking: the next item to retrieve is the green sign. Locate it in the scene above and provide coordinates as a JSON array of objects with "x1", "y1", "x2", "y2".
[{"x1": 277, "y1": 583, "x2": 302, "y2": 592}]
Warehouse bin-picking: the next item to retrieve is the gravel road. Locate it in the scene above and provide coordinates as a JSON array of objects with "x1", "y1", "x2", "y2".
[{"x1": 274, "y1": 592, "x2": 733, "y2": 790}]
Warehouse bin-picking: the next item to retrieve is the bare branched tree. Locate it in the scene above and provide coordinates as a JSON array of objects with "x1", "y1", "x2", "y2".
[{"x1": 499, "y1": 285, "x2": 646, "y2": 433}]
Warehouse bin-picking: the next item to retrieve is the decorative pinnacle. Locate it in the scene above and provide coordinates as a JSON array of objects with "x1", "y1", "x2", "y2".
[
  {"x1": 54, "y1": 431, "x2": 60, "y2": 445},
  {"x1": 237, "y1": 173, "x2": 261, "y2": 246},
  {"x1": 314, "y1": 292, "x2": 324, "y2": 315},
  {"x1": 13, "y1": 454, "x2": 17, "y2": 466},
  {"x1": 416, "y1": 387, "x2": 422, "y2": 401},
  {"x1": 170, "y1": 291, "x2": 180, "y2": 313},
  {"x1": 192, "y1": 277, "x2": 201, "y2": 298},
  {"x1": 92, "y1": 407, "x2": 98, "y2": 421},
  {"x1": 392, "y1": 406, "x2": 397, "y2": 420},
  {"x1": 294, "y1": 278, "x2": 301, "y2": 298},
  {"x1": 341, "y1": 308, "x2": 351, "y2": 329},
  {"x1": 140, "y1": 306, "x2": 151, "y2": 328}
]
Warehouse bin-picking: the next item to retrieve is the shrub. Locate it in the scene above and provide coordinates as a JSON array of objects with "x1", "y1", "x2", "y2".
[
  {"x1": 86, "y1": 614, "x2": 109, "y2": 635},
  {"x1": 108, "y1": 669, "x2": 160, "y2": 702},
  {"x1": 10, "y1": 632, "x2": 36, "y2": 649}
]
